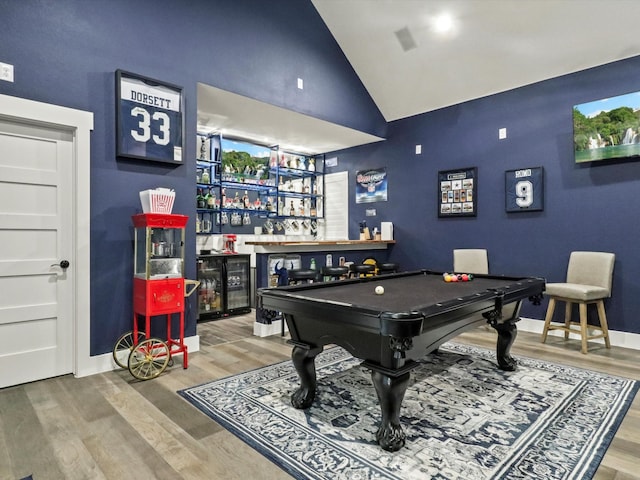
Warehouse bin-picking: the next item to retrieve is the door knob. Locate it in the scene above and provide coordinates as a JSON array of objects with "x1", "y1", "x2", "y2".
[{"x1": 51, "y1": 260, "x2": 70, "y2": 269}]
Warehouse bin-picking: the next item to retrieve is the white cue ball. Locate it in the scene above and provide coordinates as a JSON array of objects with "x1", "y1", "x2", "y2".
[{"x1": 375, "y1": 285, "x2": 384, "y2": 295}]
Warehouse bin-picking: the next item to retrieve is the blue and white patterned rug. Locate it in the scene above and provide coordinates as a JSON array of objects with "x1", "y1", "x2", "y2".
[{"x1": 179, "y1": 343, "x2": 638, "y2": 480}]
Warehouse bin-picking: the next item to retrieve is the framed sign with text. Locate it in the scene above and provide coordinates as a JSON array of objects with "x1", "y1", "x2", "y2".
[
  {"x1": 505, "y1": 166, "x2": 544, "y2": 212},
  {"x1": 438, "y1": 167, "x2": 477, "y2": 217},
  {"x1": 116, "y1": 70, "x2": 184, "y2": 164}
]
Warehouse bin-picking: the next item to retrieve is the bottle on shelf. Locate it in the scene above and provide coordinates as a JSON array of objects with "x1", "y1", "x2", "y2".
[
  {"x1": 310, "y1": 258, "x2": 316, "y2": 270},
  {"x1": 243, "y1": 190, "x2": 250, "y2": 209},
  {"x1": 200, "y1": 136, "x2": 208, "y2": 160},
  {"x1": 201, "y1": 279, "x2": 210, "y2": 311},
  {"x1": 197, "y1": 188, "x2": 206, "y2": 209},
  {"x1": 207, "y1": 188, "x2": 216, "y2": 209},
  {"x1": 201, "y1": 168, "x2": 210, "y2": 184}
]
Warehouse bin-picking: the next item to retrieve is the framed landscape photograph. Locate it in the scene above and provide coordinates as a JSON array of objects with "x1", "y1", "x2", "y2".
[
  {"x1": 438, "y1": 167, "x2": 477, "y2": 217},
  {"x1": 116, "y1": 70, "x2": 184, "y2": 164},
  {"x1": 505, "y1": 166, "x2": 544, "y2": 212},
  {"x1": 573, "y1": 90, "x2": 640, "y2": 163}
]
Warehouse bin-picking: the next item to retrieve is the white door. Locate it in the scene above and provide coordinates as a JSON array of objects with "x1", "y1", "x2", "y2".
[
  {"x1": 321, "y1": 171, "x2": 348, "y2": 240},
  {"x1": 0, "y1": 118, "x2": 74, "y2": 388}
]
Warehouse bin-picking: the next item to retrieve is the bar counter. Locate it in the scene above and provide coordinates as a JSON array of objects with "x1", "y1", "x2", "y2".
[{"x1": 244, "y1": 239, "x2": 395, "y2": 253}]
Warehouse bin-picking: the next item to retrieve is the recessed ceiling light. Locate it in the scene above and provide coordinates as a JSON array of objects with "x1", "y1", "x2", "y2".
[{"x1": 433, "y1": 13, "x2": 454, "y2": 34}]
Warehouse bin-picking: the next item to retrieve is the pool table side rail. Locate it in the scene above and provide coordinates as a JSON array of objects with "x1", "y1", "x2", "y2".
[{"x1": 257, "y1": 270, "x2": 545, "y2": 325}]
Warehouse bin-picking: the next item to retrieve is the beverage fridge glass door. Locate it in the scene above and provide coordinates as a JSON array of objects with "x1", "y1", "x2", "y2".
[
  {"x1": 198, "y1": 256, "x2": 223, "y2": 318},
  {"x1": 225, "y1": 255, "x2": 251, "y2": 312}
]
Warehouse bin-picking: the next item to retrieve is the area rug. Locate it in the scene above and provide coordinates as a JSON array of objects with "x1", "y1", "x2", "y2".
[{"x1": 179, "y1": 344, "x2": 638, "y2": 480}]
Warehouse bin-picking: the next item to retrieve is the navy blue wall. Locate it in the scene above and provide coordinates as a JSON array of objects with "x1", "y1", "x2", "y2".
[
  {"x1": 329, "y1": 56, "x2": 640, "y2": 334},
  {"x1": 3, "y1": 0, "x2": 640, "y2": 353},
  {"x1": 0, "y1": 0, "x2": 386, "y2": 355}
]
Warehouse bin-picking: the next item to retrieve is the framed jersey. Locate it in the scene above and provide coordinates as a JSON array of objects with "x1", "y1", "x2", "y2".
[
  {"x1": 505, "y1": 166, "x2": 544, "y2": 212},
  {"x1": 116, "y1": 70, "x2": 184, "y2": 164}
]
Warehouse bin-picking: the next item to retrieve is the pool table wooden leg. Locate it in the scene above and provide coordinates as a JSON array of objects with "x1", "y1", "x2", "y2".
[
  {"x1": 290, "y1": 344, "x2": 323, "y2": 409},
  {"x1": 493, "y1": 320, "x2": 518, "y2": 371},
  {"x1": 371, "y1": 370, "x2": 410, "y2": 452}
]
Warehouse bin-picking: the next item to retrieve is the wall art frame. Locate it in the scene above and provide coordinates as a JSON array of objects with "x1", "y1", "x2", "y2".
[
  {"x1": 505, "y1": 166, "x2": 544, "y2": 212},
  {"x1": 438, "y1": 167, "x2": 477, "y2": 217},
  {"x1": 116, "y1": 69, "x2": 184, "y2": 164}
]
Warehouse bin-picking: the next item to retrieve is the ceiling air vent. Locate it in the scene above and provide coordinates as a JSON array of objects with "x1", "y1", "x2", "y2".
[{"x1": 394, "y1": 26, "x2": 417, "y2": 52}]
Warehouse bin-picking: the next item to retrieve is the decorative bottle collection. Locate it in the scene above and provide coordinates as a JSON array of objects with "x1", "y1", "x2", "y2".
[{"x1": 196, "y1": 133, "x2": 323, "y2": 234}]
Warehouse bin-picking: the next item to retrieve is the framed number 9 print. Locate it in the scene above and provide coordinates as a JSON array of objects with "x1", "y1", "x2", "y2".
[
  {"x1": 116, "y1": 70, "x2": 184, "y2": 164},
  {"x1": 505, "y1": 166, "x2": 544, "y2": 212}
]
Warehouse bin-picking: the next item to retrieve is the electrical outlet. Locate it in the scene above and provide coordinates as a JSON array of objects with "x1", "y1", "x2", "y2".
[
  {"x1": 498, "y1": 127, "x2": 507, "y2": 140},
  {"x1": 415, "y1": 144, "x2": 422, "y2": 154},
  {"x1": 0, "y1": 62, "x2": 14, "y2": 82},
  {"x1": 297, "y1": 78, "x2": 303, "y2": 90}
]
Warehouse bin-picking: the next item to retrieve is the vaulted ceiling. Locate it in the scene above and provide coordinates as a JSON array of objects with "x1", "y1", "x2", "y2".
[
  {"x1": 198, "y1": 0, "x2": 640, "y2": 153},
  {"x1": 312, "y1": 0, "x2": 640, "y2": 121}
]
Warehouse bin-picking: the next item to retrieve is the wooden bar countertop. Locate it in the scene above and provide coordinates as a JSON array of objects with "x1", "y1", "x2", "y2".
[
  {"x1": 245, "y1": 239, "x2": 395, "y2": 246},
  {"x1": 243, "y1": 239, "x2": 395, "y2": 253}
]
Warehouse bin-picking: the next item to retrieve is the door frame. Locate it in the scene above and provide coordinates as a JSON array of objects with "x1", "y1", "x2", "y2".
[{"x1": 0, "y1": 93, "x2": 93, "y2": 378}]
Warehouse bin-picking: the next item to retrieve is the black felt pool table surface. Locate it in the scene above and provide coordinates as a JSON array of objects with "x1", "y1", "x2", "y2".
[{"x1": 277, "y1": 271, "x2": 530, "y2": 313}]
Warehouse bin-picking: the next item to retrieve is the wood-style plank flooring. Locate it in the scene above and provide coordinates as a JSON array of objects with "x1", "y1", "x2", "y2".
[{"x1": 1, "y1": 313, "x2": 639, "y2": 480}]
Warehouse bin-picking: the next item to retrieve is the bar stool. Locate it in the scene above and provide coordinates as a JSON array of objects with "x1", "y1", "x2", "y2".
[
  {"x1": 281, "y1": 268, "x2": 318, "y2": 336},
  {"x1": 287, "y1": 268, "x2": 318, "y2": 285},
  {"x1": 349, "y1": 264, "x2": 375, "y2": 278},
  {"x1": 377, "y1": 263, "x2": 399, "y2": 275},
  {"x1": 321, "y1": 266, "x2": 349, "y2": 281}
]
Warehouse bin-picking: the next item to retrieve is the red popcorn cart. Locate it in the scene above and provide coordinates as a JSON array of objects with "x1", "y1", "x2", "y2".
[{"x1": 112, "y1": 213, "x2": 198, "y2": 380}]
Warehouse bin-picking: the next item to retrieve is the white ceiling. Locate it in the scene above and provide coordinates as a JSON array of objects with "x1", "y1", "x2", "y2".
[{"x1": 312, "y1": 0, "x2": 640, "y2": 121}]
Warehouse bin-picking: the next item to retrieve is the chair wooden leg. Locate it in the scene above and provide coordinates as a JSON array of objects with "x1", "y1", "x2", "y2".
[
  {"x1": 596, "y1": 300, "x2": 611, "y2": 349},
  {"x1": 541, "y1": 297, "x2": 556, "y2": 343},
  {"x1": 579, "y1": 302, "x2": 588, "y2": 354},
  {"x1": 563, "y1": 301, "x2": 572, "y2": 340}
]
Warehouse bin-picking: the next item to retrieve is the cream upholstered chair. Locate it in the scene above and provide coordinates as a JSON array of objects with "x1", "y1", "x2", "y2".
[
  {"x1": 453, "y1": 249, "x2": 489, "y2": 274},
  {"x1": 541, "y1": 251, "x2": 615, "y2": 354}
]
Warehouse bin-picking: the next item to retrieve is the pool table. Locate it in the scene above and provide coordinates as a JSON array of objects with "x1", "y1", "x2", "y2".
[{"x1": 257, "y1": 269, "x2": 545, "y2": 451}]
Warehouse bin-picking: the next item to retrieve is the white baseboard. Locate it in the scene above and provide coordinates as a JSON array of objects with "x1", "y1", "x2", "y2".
[
  {"x1": 76, "y1": 335, "x2": 200, "y2": 378},
  {"x1": 518, "y1": 317, "x2": 640, "y2": 350}
]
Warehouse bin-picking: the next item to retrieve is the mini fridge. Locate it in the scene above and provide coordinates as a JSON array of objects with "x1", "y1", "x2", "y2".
[{"x1": 197, "y1": 254, "x2": 251, "y2": 320}]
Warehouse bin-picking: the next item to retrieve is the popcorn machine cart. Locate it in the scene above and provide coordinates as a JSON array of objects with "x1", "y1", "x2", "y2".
[{"x1": 112, "y1": 213, "x2": 198, "y2": 380}]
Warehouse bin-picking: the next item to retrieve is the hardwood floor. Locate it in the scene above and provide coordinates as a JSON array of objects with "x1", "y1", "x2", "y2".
[{"x1": 1, "y1": 313, "x2": 639, "y2": 480}]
